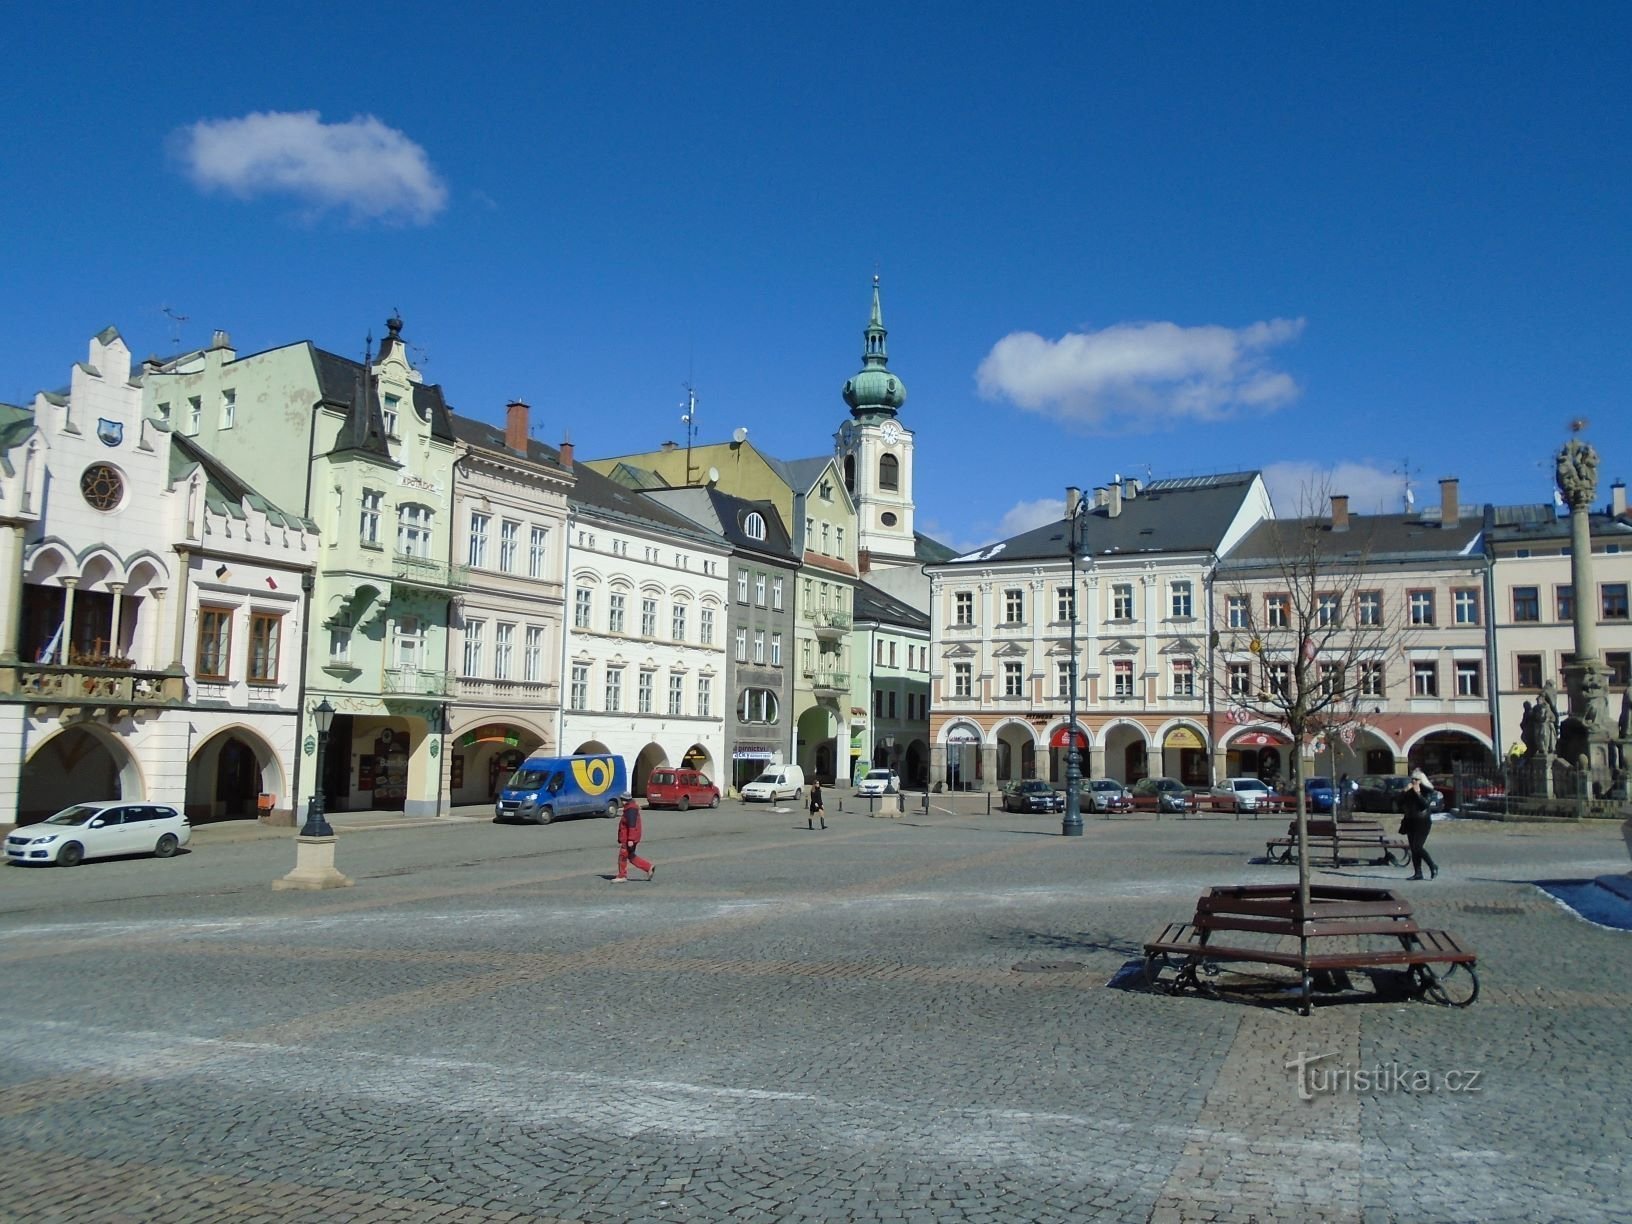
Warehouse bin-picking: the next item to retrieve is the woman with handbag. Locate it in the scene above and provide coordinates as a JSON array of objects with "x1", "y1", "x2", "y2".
[{"x1": 1400, "y1": 770, "x2": 1438, "y2": 880}]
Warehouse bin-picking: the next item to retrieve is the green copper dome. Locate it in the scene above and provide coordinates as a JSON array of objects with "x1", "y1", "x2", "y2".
[{"x1": 842, "y1": 276, "x2": 907, "y2": 416}]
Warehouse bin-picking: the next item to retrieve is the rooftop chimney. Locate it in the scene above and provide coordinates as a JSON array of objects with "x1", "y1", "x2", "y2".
[
  {"x1": 1330, "y1": 494, "x2": 1350, "y2": 533},
  {"x1": 210, "y1": 329, "x2": 232, "y2": 350},
  {"x1": 1439, "y1": 477, "x2": 1459, "y2": 527},
  {"x1": 1122, "y1": 476, "x2": 1139, "y2": 500},
  {"x1": 558, "y1": 438, "x2": 574, "y2": 469},
  {"x1": 1106, "y1": 482, "x2": 1123, "y2": 518},
  {"x1": 505, "y1": 400, "x2": 529, "y2": 455},
  {"x1": 1066, "y1": 486, "x2": 1082, "y2": 519},
  {"x1": 1612, "y1": 481, "x2": 1627, "y2": 518}
]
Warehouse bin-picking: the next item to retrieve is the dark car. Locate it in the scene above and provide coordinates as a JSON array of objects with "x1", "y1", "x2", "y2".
[
  {"x1": 1002, "y1": 779, "x2": 1065, "y2": 813},
  {"x1": 1303, "y1": 776, "x2": 1338, "y2": 814},
  {"x1": 1354, "y1": 775, "x2": 1446, "y2": 815},
  {"x1": 1129, "y1": 777, "x2": 1199, "y2": 814}
]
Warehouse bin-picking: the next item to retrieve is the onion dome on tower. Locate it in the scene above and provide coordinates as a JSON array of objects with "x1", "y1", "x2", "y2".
[{"x1": 842, "y1": 276, "x2": 907, "y2": 418}]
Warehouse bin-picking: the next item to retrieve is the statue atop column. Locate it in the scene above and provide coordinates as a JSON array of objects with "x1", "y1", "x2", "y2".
[{"x1": 1553, "y1": 428, "x2": 1613, "y2": 787}]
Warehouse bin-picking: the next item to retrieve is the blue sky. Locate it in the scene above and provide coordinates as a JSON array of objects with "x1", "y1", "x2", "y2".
[{"x1": 6, "y1": 3, "x2": 1629, "y2": 551}]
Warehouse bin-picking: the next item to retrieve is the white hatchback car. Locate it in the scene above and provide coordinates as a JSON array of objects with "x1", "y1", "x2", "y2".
[{"x1": 5, "y1": 801, "x2": 192, "y2": 867}]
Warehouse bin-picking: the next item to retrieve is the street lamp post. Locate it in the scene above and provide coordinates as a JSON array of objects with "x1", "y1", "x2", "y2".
[
  {"x1": 274, "y1": 696, "x2": 353, "y2": 891},
  {"x1": 1062, "y1": 490, "x2": 1085, "y2": 836},
  {"x1": 300, "y1": 698, "x2": 336, "y2": 838}
]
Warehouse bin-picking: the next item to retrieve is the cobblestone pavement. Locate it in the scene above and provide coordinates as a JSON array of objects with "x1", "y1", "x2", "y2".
[{"x1": 0, "y1": 804, "x2": 1628, "y2": 1223}]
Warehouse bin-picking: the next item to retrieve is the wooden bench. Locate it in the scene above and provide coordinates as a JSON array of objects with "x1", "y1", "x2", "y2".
[
  {"x1": 1265, "y1": 818, "x2": 1409, "y2": 866},
  {"x1": 1142, "y1": 884, "x2": 1478, "y2": 1015}
]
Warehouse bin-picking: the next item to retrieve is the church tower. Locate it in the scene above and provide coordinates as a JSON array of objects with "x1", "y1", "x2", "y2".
[{"x1": 836, "y1": 277, "x2": 916, "y2": 571}]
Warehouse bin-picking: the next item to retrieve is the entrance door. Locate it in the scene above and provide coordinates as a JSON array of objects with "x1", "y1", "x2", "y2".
[{"x1": 214, "y1": 737, "x2": 259, "y2": 817}]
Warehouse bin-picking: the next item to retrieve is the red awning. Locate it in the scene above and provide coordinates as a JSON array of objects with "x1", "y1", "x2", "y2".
[
  {"x1": 1050, "y1": 726, "x2": 1089, "y2": 749},
  {"x1": 1237, "y1": 731, "x2": 1289, "y2": 747}
]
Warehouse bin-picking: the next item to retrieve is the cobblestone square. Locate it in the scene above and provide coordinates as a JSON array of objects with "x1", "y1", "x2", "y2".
[{"x1": 1, "y1": 805, "x2": 1628, "y2": 1222}]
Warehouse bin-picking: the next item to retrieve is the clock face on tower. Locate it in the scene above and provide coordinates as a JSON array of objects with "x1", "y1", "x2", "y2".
[{"x1": 881, "y1": 421, "x2": 901, "y2": 445}]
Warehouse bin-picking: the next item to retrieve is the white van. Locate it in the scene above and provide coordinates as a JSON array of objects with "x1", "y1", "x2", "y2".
[{"x1": 741, "y1": 764, "x2": 805, "y2": 802}]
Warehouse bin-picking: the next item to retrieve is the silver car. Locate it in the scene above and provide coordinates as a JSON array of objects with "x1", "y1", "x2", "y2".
[
  {"x1": 1084, "y1": 778, "x2": 1133, "y2": 812},
  {"x1": 5, "y1": 801, "x2": 192, "y2": 867},
  {"x1": 1209, "y1": 777, "x2": 1276, "y2": 813}
]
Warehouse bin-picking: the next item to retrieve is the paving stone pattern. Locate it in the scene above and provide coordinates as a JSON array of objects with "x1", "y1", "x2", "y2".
[{"x1": 0, "y1": 806, "x2": 1629, "y2": 1222}]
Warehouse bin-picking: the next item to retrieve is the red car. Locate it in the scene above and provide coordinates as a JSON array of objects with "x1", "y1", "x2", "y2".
[{"x1": 644, "y1": 767, "x2": 720, "y2": 810}]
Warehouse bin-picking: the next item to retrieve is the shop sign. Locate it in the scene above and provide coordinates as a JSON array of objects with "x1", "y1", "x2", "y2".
[
  {"x1": 946, "y1": 725, "x2": 980, "y2": 744},
  {"x1": 458, "y1": 723, "x2": 524, "y2": 749},
  {"x1": 1164, "y1": 727, "x2": 1204, "y2": 750}
]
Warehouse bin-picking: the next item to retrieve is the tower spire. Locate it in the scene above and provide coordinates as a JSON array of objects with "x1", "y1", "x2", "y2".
[
  {"x1": 843, "y1": 274, "x2": 906, "y2": 417},
  {"x1": 863, "y1": 273, "x2": 888, "y2": 367}
]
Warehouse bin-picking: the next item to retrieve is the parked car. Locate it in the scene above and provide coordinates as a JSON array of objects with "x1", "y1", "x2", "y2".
[
  {"x1": 1209, "y1": 777, "x2": 1279, "y2": 813},
  {"x1": 856, "y1": 769, "x2": 901, "y2": 798},
  {"x1": 645, "y1": 767, "x2": 720, "y2": 811},
  {"x1": 1084, "y1": 778, "x2": 1134, "y2": 813},
  {"x1": 1353, "y1": 774, "x2": 1446, "y2": 815},
  {"x1": 1129, "y1": 777, "x2": 1199, "y2": 814},
  {"x1": 741, "y1": 764, "x2": 805, "y2": 802},
  {"x1": 1303, "y1": 776, "x2": 1338, "y2": 814},
  {"x1": 1001, "y1": 779, "x2": 1065, "y2": 813},
  {"x1": 5, "y1": 802, "x2": 191, "y2": 867}
]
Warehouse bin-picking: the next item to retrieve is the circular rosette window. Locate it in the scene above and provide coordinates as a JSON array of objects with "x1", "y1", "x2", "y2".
[{"x1": 80, "y1": 463, "x2": 126, "y2": 511}]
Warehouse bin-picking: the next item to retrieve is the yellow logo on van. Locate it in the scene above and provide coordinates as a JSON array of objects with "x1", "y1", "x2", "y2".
[{"x1": 572, "y1": 757, "x2": 615, "y2": 795}]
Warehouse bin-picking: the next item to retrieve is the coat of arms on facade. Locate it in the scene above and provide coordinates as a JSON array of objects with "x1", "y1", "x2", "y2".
[{"x1": 96, "y1": 418, "x2": 124, "y2": 447}]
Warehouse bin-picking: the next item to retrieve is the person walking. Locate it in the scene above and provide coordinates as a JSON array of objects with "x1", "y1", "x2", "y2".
[
  {"x1": 807, "y1": 781, "x2": 826, "y2": 831},
  {"x1": 1400, "y1": 770, "x2": 1438, "y2": 880},
  {"x1": 612, "y1": 799, "x2": 655, "y2": 883}
]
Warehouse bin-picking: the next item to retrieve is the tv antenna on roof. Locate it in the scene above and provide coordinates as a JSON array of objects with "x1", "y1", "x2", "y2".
[
  {"x1": 1396, "y1": 456, "x2": 1417, "y2": 513},
  {"x1": 680, "y1": 383, "x2": 699, "y2": 485},
  {"x1": 160, "y1": 305, "x2": 189, "y2": 349}
]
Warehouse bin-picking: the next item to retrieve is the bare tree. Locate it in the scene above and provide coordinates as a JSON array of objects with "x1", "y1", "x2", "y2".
[{"x1": 1207, "y1": 483, "x2": 1419, "y2": 910}]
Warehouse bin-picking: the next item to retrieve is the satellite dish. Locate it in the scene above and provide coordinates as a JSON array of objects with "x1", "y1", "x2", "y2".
[
  {"x1": 732, "y1": 426, "x2": 748, "y2": 444},
  {"x1": 707, "y1": 466, "x2": 720, "y2": 485}
]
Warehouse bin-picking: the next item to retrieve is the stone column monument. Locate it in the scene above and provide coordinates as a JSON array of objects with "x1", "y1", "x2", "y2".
[{"x1": 1554, "y1": 435, "x2": 1616, "y2": 786}]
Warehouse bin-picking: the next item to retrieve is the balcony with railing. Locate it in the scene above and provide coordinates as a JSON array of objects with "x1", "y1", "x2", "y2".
[
  {"x1": 456, "y1": 676, "x2": 559, "y2": 704},
  {"x1": 813, "y1": 608, "x2": 851, "y2": 640},
  {"x1": 808, "y1": 669, "x2": 848, "y2": 695},
  {"x1": 2, "y1": 661, "x2": 185, "y2": 707},
  {"x1": 391, "y1": 553, "x2": 469, "y2": 591},
  {"x1": 384, "y1": 667, "x2": 455, "y2": 697}
]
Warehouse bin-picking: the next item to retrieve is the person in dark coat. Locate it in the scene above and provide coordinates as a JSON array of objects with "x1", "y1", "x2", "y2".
[
  {"x1": 612, "y1": 800, "x2": 655, "y2": 882},
  {"x1": 807, "y1": 781, "x2": 826, "y2": 831},
  {"x1": 1400, "y1": 770, "x2": 1438, "y2": 880}
]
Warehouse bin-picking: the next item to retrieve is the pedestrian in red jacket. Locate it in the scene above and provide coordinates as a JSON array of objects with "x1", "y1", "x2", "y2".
[{"x1": 612, "y1": 799, "x2": 655, "y2": 883}]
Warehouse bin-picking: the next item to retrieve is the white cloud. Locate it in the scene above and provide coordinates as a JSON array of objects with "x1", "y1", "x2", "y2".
[
  {"x1": 1262, "y1": 461, "x2": 1408, "y2": 517},
  {"x1": 174, "y1": 111, "x2": 447, "y2": 224},
  {"x1": 995, "y1": 497, "x2": 1064, "y2": 538},
  {"x1": 976, "y1": 318, "x2": 1305, "y2": 428}
]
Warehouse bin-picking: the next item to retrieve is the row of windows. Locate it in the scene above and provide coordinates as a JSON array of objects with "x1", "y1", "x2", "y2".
[
  {"x1": 197, "y1": 606, "x2": 284, "y2": 683},
  {"x1": 567, "y1": 664, "x2": 713, "y2": 717},
  {"x1": 874, "y1": 640, "x2": 928, "y2": 670},
  {"x1": 801, "y1": 577, "x2": 849, "y2": 618},
  {"x1": 157, "y1": 390, "x2": 235, "y2": 434},
  {"x1": 803, "y1": 518, "x2": 847, "y2": 558},
  {"x1": 573, "y1": 530, "x2": 717, "y2": 575},
  {"x1": 357, "y1": 492, "x2": 439, "y2": 559},
  {"x1": 733, "y1": 628, "x2": 783, "y2": 666},
  {"x1": 1510, "y1": 583, "x2": 1628, "y2": 623},
  {"x1": 460, "y1": 621, "x2": 552, "y2": 683},
  {"x1": 573, "y1": 588, "x2": 718, "y2": 645},
  {"x1": 946, "y1": 656, "x2": 1506, "y2": 703},
  {"x1": 873, "y1": 689, "x2": 929, "y2": 720},
  {"x1": 466, "y1": 513, "x2": 554, "y2": 578},
  {"x1": 735, "y1": 569, "x2": 785, "y2": 610},
  {"x1": 955, "y1": 580, "x2": 1632, "y2": 633},
  {"x1": 327, "y1": 613, "x2": 428, "y2": 671},
  {"x1": 1515, "y1": 650, "x2": 1630, "y2": 689},
  {"x1": 954, "y1": 581, "x2": 1197, "y2": 627}
]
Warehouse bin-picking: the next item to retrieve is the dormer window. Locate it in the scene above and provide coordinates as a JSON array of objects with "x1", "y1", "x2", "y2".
[{"x1": 744, "y1": 511, "x2": 766, "y2": 541}]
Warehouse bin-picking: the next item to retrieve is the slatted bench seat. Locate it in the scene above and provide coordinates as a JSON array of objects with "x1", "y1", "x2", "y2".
[
  {"x1": 1265, "y1": 818, "x2": 1409, "y2": 866},
  {"x1": 1142, "y1": 885, "x2": 1478, "y2": 1014}
]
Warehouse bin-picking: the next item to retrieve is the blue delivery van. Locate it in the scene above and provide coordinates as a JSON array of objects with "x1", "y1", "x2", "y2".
[{"x1": 495, "y1": 754, "x2": 629, "y2": 824}]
